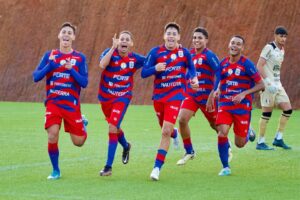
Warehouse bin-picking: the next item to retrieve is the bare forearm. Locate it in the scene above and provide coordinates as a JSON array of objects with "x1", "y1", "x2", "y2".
[{"x1": 99, "y1": 48, "x2": 115, "y2": 69}]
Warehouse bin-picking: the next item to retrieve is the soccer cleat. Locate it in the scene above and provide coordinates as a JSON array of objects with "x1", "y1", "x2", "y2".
[
  {"x1": 173, "y1": 128, "x2": 180, "y2": 150},
  {"x1": 248, "y1": 127, "x2": 256, "y2": 142},
  {"x1": 218, "y1": 167, "x2": 231, "y2": 176},
  {"x1": 47, "y1": 170, "x2": 61, "y2": 180},
  {"x1": 82, "y1": 115, "x2": 88, "y2": 132},
  {"x1": 228, "y1": 147, "x2": 233, "y2": 162},
  {"x1": 99, "y1": 166, "x2": 112, "y2": 176},
  {"x1": 122, "y1": 143, "x2": 131, "y2": 164},
  {"x1": 256, "y1": 142, "x2": 274, "y2": 150},
  {"x1": 150, "y1": 167, "x2": 160, "y2": 181},
  {"x1": 272, "y1": 139, "x2": 291, "y2": 149},
  {"x1": 176, "y1": 151, "x2": 195, "y2": 165}
]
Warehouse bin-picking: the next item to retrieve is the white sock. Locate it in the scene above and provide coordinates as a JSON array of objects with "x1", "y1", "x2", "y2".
[
  {"x1": 275, "y1": 132, "x2": 283, "y2": 140},
  {"x1": 258, "y1": 137, "x2": 265, "y2": 144}
]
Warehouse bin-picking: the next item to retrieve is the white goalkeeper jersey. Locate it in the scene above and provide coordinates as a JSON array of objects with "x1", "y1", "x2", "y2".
[{"x1": 260, "y1": 41, "x2": 284, "y2": 86}]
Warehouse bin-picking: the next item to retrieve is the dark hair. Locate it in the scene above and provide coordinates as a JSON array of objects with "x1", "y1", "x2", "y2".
[
  {"x1": 120, "y1": 30, "x2": 134, "y2": 40},
  {"x1": 231, "y1": 35, "x2": 245, "y2": 44},
  {"x1": 274, "y1": 26, "x2": 288, "y2": 35},
  {"x1": 60, "y1": 22, "x2": 77, "y2": 34},
  {"x1": 164, "y1": 22, "x2": 181, "y2": 34},
  {"x1": 193, "y1": 27, "x2": 208, "y2": 39}
]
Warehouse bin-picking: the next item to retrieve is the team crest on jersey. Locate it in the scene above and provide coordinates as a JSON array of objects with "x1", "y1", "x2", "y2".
[
  {"x1": 178, "y1": 50, "x2": 184, "y2": 57},
  {"x1": 235, "y1": 68, "x2": 241, "y2": 76},
  {"x1": 109, "y1": 82, "x2": 113, "y2": 86},
  {"x1": 121, "y1": 62, "x2": 127, "y2": 69},
  {"x1": 71, "y1": 59, "x2": 76, "y2": 66},
  {"x1": 129, "y1": 61, "x2": 134, "y2": 69},
  {"x1": 198, "y1": 58, "x2": 203, "y2": 65},
  {"x1": 171, "y1": 54, "x2": 177, "y2": 60},
  {"x1": 60, "y1": 60, "x2": 66, "y2": 66},
  {"x1": 228, "y1": 69, "x2": 233, "y2": 75}
]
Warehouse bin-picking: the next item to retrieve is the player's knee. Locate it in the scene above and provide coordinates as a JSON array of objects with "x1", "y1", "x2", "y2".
[
  {"x1": 47, "y1": 131, "x2": 59, "y2": 143},
  {"x1": 178, "y1": 115, "x2": 189, "y2": 125},
  {"x1": 262, "y1": 112, "x2": 272, "y2": 119},
  {"x1": 162, "y1": 126, "x2": 173, "y2": 137},
  {"x1": 235, "y1": 140, "x2": 246, "y2": 148},
  {"x1": 73, "y1": 140, "x2": 84, "y2": 147},
  {"x1": 109, "y1": 124, "x2": 118, "y2": 133},
  {"x1": 283, "y1": 109, "x2": 292, "y2": 117}
]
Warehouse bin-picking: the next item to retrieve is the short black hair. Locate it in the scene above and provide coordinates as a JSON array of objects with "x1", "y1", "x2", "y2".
[
  {"x1": 274, "y1": 26, "x2": 288, "y2": 35},
  {"x1": 231, "y1": 35, "x2": 245, "y2": 44},
  {"x1": 193, "y1": 27, "x2": 208, "y2": 39},
  {"x1": 164, "y1": 22, "x2": 180, "y2": 34},
  {"x1": 60, "y1": 22, "x2": 77, "y2": 34}
]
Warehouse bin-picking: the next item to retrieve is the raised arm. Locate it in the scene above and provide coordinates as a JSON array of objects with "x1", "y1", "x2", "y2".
[
  {"x1": 99, "y1": 34, "x2": 118, "y2": 69},
  {"x1": 141, "y1": 49, "x2": 160, "y2": 78},
  {"x1": 69, "y1": 55, "x2": 88, "y2": 88},
  {"x1": 32, "y1": 51, "x2": 57, "y2": 82}
]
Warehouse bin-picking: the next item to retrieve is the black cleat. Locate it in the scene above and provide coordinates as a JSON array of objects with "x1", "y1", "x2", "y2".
[
  {"x1": 122, "y1": 143, "x2": 131, "y2": 164},
  {"x1": 272, "y1": 139, "x2": 291, "y2": 150},
  {"x1": 99, "y1": 166, "x2": 112, "y2": 176}
]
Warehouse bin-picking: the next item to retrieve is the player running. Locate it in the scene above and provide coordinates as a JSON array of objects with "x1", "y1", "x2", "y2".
[
  {"x1": 142, "y1": 22, "x2": 198, "y2": 181},
  {"x1": 32, "y1": 22, "x2": 88, "y2": 180},
  {"x1": 98, "y1": 31, "x2": 145, "y2": 176},
  {"x1": 211, "y1": 35, "x2": 264, "y2": 176}
]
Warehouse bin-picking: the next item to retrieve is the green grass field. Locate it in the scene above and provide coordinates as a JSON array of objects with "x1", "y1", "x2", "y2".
[{"x1": 0, "y1": 102, "x2": 299, "y2": 200}]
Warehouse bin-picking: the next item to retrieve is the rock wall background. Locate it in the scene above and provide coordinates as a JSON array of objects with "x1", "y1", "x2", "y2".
[{"x1": 0, "y1": 0, "x2": 299, "y2": 108}]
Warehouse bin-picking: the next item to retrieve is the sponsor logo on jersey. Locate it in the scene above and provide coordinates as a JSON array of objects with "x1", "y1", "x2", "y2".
[
  {"x1": 171, "y1": 54, "x2": 177, "y2": 60},
  {"x1": 198, "y1": 58, "x2": 203, "y2": 65},
  {"x1": 121, "y1": 62, "x2": 127, "y2": 69}
]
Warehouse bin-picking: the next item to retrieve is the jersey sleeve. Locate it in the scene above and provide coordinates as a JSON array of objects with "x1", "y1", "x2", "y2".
[
  {"x1": 70, "y1": 54, "x2": 88, "y2": 88},
  {"x1": 99, "y1": 48, "x2": 111, "y2": 61},
  {"x1": 260, "y1": 44, "x2": 272, "y2": 60},
  {"x1": 245, "y1": 60, "x2": 262, "y2": 83},
  {"x1": 185, "y1": 49, "x2": 196, "y2": 78},
  {"x1": 141, "y1": 48, "x2": 157, "y2": 78},
  {"x1": 134, "y1": 53, "x2": 146, "y2": 69},
  {"x1": 207, "y1": 51, "x2": 220, "y2": 72},
  {"x1": 32, "y1": 51, "x2": 52, "y2": 82}
]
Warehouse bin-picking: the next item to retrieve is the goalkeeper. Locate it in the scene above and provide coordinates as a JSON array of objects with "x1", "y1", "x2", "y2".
[{"x1": 256, "y1": 26, "x2": 292, "y2": 150}]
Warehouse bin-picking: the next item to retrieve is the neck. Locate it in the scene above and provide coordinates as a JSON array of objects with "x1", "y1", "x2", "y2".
[
  {"x1": 165, "y1": 44, "x2": 177, "y2": 51},
  {"x1": 195, "y1": 47, "x2": 205, "y2": 54},
  {"x1": 229, "y1": 54, "x2": 241, "y2": 63},
  {"x1": 119, "y1": 51, "x2": 128, "y2": 57},
  {"x1": 274, "y1": 41, "x2": 283, "y2": 49},
  {"x1": 60, "y1": 44, "x2": 73, "y2": 54}
]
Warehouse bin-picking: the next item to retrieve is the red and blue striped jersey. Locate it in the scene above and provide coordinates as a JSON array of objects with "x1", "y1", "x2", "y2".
[
  {"x1": 142, "y1": 45, "x2": 196, "y2": 102},
  {"x1": 217, "y1": 56, "x2": 261, "y2": 114},
  {"x1": 33, "y1": 49, "x2": 88, "y2": 112},
  {"x1": 187, "y1": 48, "x2": 219, "y2": 105},
  {"x1": 98, "y1": 48, "x2": 145, "y2": 104}
]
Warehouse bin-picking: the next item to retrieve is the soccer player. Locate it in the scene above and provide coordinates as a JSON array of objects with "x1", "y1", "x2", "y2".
[
  {"x1": 32, "y1": 22, "x2": 88, "y2": 180},
  {"x1": 176, "y1": 27, "x2": 222, "y2": 165},
  {"x1": 213, "y1": 35, "x2": 264, "y2": 176},
  {"x1": 256, "y1": 26, "x2": 292, "y2": 150},
  {"x1": 142, "y1": 22, "x2": 198, "y2": 181},
  {"x1": 98, "y1": 31, "x2": 145, "y2": 176}
]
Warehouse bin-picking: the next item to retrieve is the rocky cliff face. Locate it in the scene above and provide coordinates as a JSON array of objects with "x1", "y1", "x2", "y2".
[{"x1": 1, "y1": 0, "x2": 299, "y2": 107}]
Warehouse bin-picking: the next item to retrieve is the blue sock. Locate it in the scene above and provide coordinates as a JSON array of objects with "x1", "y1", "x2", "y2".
[
  {"x1": 171, "y1": 128, "x2": 178, "y2": 139},
  {"x1": 106, "y1": 133, "x2": 118, "y2": 167},
  {"x1": 118, "y1": 130, "x2": 129, "y2": 149},
  {"x1": 48, "y1": 143, "x2": 59, "y2": 172},
  {"x1": 154, "y1": 149, "x2": 167, "y2": 169},
  {"x1": 183, "y1": 137, "x2": 194, "y2": 154},
  {"x1": 218, "y1": 136, "x2": 229, "y2": 168}
]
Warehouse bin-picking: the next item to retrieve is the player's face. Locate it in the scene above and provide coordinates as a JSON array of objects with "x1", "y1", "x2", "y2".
[
  {"x1": 118, "y1": 33, "x2": 133, "y2": 54},
  {"x1": 228, "y1": 37, "x2": 244, "y2": 56},
  {"x1": 164, "y1": 27, "x2": 180, "y2": 50},
  {"x1": 193, "y1": 32, "x2": 207, "y2": 50},
  {"x1": 58, "y1": 26, "x2": 75, "y2": 48},
  {"x1": 274, "y1": 34, "x2": 287, "y2": 47}
]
